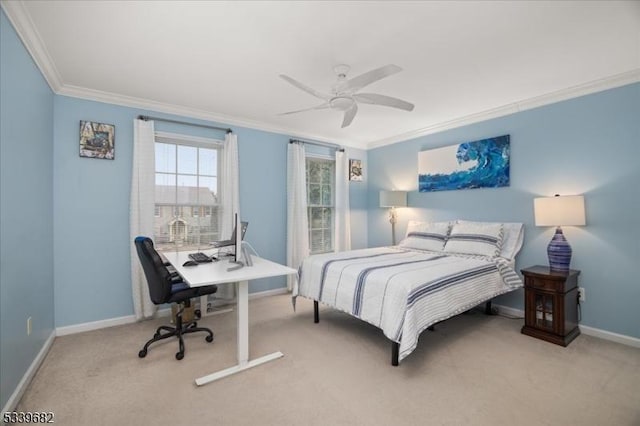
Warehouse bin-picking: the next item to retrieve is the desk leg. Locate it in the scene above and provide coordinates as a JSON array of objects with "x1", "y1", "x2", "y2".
[
  {"x1": 237, "y1": 280, "x2": 249, "y2": 365},
  {"x1": 195, "y1": 279, "x2": 284, "y2": 386}
]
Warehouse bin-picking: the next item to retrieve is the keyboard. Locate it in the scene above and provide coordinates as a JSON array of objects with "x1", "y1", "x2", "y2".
[{"x1": 188, "y1": 252, "x2": 213, "y2": 263}]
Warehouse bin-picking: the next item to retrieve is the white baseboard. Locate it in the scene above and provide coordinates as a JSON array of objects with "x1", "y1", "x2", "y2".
[
  {"x1": 56, "y1": 314, "x2": 137, "y2": 336},
  {"x1": 249, "y1": 287, "x2": 288, "y2": 299},
  {"x1": 55, "y1": 287, "x2": 288, "y2": 336},
  {"x1": 493, "y1": 304, "x2": 640, "y2": 348},
  {"x1": 493, "y1": 304, "x2": 524, "y2": 318},
  {"x1": 578, "y1": 324, "x2": 640, "y2": 348},
  {"x1": 55, "y1": 308, "x2": 171, "y2": 337},
  {"x1": 2, "y1": 330, "x2": 55, "y2": 413}
]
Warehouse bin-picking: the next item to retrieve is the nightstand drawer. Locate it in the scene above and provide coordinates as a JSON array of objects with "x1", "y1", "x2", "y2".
[{"x1": 526, "y1": 277, "x2": 561, "y2": 292}]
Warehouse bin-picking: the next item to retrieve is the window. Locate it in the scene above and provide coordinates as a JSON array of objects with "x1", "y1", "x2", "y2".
[
  {"x1": 153, "y1": 135, "x2": 222, "y2": 251},
  {"x1": 306, "y1": 157, "x2": 335, "y2": 254}
]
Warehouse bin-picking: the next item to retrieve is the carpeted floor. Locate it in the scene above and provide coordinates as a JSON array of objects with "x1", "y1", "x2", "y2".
[{"x1": 16, "y1": 294, "x2": 640, "y2": 425}]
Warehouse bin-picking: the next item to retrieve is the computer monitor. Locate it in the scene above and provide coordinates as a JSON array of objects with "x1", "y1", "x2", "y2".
[
  {"x1": 210, "y1": 219, "x2": 248, "y2": 249},
  {"x1": 233, "y1": 213, "x2": 242, "y2": 263}
]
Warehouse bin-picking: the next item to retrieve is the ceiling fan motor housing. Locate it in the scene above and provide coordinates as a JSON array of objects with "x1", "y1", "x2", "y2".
[{"x1": 330, "y1": 96, "x2": 355, "y2": 111}]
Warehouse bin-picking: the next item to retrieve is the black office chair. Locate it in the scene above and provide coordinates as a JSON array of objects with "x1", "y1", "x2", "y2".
[{"x1": 134, "y1": 236, "x2": 218, "y2": 360}]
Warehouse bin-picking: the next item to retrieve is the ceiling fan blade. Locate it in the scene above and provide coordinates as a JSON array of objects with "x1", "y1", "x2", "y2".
[
  {"x1": 341, "y1": 64, "x2": 402, "y2": 93},
  {"x1": 279, "y1": 75, "x2": 331, "y2": 100},
  {"x1": 353, "y1": 93, "x2": 415, "y2": 112},
  {"x1": 341, "y1": 103, "x2": 358, "y2": 128},
  {"x1": 278, "y1": 102, "x2": 330, "y2": 115}
]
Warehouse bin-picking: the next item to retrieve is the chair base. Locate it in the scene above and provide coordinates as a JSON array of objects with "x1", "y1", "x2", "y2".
[{"x1": 138, "y1": 316, "x2": 214, "y2": 360}]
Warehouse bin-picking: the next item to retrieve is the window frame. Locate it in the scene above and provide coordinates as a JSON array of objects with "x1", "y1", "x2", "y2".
[
  {"x1": 153, "y1": 131, "x2": 223, "y2": 251},
  {"x1": 306, "y1": 154, "x2": 335, "y2": 255}
]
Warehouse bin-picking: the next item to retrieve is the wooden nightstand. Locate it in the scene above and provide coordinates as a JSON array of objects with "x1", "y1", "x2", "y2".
[{"x1": 521, "y1": 265, "x2": 581, "y2": 346}]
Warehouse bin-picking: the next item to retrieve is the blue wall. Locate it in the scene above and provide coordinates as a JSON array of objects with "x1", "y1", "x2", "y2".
[
  {"x1": 52, "y1": 96, "x2": 368, "y2": 327},
  {"x1": 0, "y1": 10, "x2": 55, "y2": 409},
  {"x1": 368, "y1": 83, "x2": 640, "y2": 338}
]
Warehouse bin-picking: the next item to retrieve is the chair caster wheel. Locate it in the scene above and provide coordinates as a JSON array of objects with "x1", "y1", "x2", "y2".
[
  {"x1": 205, "y1": 335, "x2": 214, "y2": 343},
  {"x1": 138, "y1": 349, "x2": 147, "y2": 358},
  {"x1": 175, "y1": 352, "x2": 184, "y2": 360}
]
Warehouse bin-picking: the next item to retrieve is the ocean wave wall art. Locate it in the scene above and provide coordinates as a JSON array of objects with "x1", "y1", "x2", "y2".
[{"x1": 418, "y1": 135, "x2": 510, "y2": 192}]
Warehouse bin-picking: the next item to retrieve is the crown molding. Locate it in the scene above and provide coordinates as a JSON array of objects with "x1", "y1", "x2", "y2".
[
  {"x1": 367, "y1": 69, "x2": 640, "y2": 149},
  {"x1": 4, "y1": 0, "x2": 638, "y2": 152},
  {"x1": 57, "y1": 84, "x2": 363, "y2": 149},
  {"x1": 56, "y1": 70, "x2": 640, "y2": 153},
  {"x1": 61, "y1": 68, "x2": 640, "y2": 152},
  {"x1": 1, "y1": 0, "x2": 63, "y2": 91}
]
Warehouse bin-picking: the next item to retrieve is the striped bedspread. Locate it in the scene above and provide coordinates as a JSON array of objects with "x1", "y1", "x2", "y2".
[{"x1": 294, "y1": 247, "x2": 522, "y2": 362}]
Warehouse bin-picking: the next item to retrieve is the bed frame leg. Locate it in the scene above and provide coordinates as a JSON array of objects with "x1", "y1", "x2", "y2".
[
  {"x1": 391, "y1": 342, "x2": 399, "y2": 366},
  {"x1": 314, "y1": 300, "x2": 319, "y2": 323},
  {"x1": 484, "y1": 300, "x2": 495, "y2": 315}
]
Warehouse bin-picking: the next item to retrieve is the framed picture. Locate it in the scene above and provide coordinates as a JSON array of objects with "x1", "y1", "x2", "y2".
[
  {"x1": 79, "y1": 120, "x2": 115, "y2": 160},
  {"x1": 418, "y1": 135, "x2": 510, "y2": 192},
  {"x1": 349, "y1": 159, "x2": 363, "y2": 181}
]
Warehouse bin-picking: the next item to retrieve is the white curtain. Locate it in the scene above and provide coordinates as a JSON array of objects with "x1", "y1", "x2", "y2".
[
  {"x1": 217, "y1": 132, "x2": 240, "y2": 302},
  {"x1": 130, "y1": 119, "x2": 157, "y2": 320},
  {"x1": 220, "y1": 133, "x2": 240, "y2": 239},
  {"x1": 334, "y1": 150, "x2": 351, "y2": 252},
  {"x1": 287, "y1": 142, "x2": 310, "y2": 290}
]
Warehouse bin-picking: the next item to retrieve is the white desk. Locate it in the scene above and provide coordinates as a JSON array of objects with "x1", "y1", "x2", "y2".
[{"x1": 162, "y1": 250, "x2": 296, "y2": 386}]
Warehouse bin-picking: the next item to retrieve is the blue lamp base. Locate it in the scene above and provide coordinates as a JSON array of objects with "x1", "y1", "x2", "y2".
[{"x1": 547, "y1": 227, "x2": 572, "y2": 272}]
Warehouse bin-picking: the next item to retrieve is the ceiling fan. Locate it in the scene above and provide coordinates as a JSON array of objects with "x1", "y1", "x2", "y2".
[{"x1": 279, "y1": 64, "x2": 414, "y2": 128}]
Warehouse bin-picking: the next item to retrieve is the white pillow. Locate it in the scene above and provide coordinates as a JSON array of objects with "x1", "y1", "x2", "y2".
[
  {"x1": 457, "y1": 220, "x2": 524, "y2": 260},
  {"x1": 399, "y1": 221, "x2": 451, "y2": 252},
  {"x1": 444, "y1": 222, "x2": 503, "y2": 257}
]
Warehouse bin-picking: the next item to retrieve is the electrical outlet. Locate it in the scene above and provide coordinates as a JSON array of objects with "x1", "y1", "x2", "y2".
[
  {"x1": 27, "y1": 317, "x2": 32, "y2": 336},
  {"x1": 578, "y1": 287, "x2": 586, "y2": 302}
]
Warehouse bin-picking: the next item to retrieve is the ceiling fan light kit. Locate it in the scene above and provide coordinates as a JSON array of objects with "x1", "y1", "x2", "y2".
[{"x1": 279, "y1": 64, "x2": 415, "y2": 128}]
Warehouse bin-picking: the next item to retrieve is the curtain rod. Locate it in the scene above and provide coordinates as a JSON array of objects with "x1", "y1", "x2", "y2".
[
  {"x1": 289, "y1": 138, "x2": 344, "y2": 152},
  {"x1": 138, "y1": 115, "x2": 232, "y2": 134}
]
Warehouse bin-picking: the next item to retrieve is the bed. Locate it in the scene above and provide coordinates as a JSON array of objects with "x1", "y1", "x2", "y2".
[{"x1": 293, "y1": 220, "x2": 524, "y2": 365}]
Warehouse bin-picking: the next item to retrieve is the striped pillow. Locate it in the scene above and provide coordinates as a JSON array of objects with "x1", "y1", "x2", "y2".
[
  {"x1": 444, "y1": 222, "x2": 503, "y2": 257},
  {"x1": 399, "y1": 221, "x2": 451, "y2": 251},
  {"x1": 457, "y1": 220, "x2": 524, "y2": 260}
]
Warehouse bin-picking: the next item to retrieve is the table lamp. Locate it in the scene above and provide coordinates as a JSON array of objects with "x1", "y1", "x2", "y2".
[
  {"x1": 379, "y1": 190, "x2": 407, "y2": 245},
  {"x1": 534, "y1": 194, "x2": 585, "y2": 272}
]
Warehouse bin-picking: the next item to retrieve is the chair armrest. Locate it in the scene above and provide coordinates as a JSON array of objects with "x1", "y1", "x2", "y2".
[{"x1": 163, "y1": 261, "x2": 183, "y2": 283}]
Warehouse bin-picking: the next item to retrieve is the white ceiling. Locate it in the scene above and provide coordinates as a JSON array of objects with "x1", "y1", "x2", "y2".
[{"x1": 3, "y1": 1, "x2": 639, "y2": 149}]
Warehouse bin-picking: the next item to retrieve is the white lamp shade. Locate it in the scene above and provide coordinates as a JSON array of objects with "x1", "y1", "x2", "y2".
[
  {"x1": 534, "y1": 195, "x2": 585, "y2": 226},
  {"x1": 380, "y1": 190, "x2": 407, "y2": 208}
]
